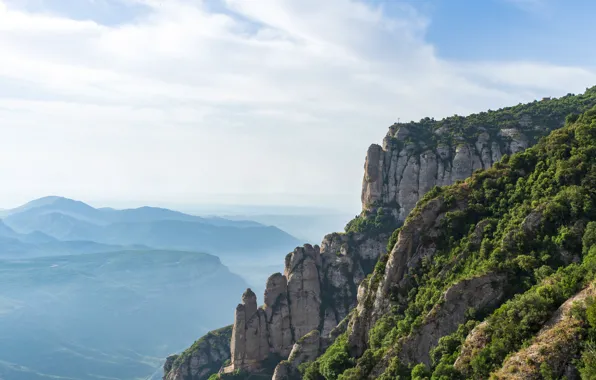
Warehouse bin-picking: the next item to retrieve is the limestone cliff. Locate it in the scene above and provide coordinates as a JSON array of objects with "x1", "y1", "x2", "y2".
[
  {"x1": 223, "y1": 233, "x2": 388, "y2": 375},
  {"x1": 362, "y1": 92, "x2": 596, "y2": 222}
]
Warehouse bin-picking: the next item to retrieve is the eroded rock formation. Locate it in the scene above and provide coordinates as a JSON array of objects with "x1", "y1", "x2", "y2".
[
  {"x1": 164, "y1": 92, "x2": 595, "y2": 380},
  {"x1": 164, "y1": 231, "x2": 388, "y2": 380},
  {"x1": 348, "y1": 194, "x2": 468, "y2": 357},
  {"x1": 361, "y1": 124, "x2": 536, "y2": 222},
  {"x1": 225, "y1": 234, "x2": 388, "y2": 374}
]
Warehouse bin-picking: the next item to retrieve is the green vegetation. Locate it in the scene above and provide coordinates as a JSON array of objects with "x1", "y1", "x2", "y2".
[
  {"x1": 344, "y1": 207, "x2": 398, "y2": 235},
  {"x1": 388, "y1": 86, "x2": 596, "y2": 152},
  {"x1": 302, "y1": 101, "x2": 596, "y2": 379}
]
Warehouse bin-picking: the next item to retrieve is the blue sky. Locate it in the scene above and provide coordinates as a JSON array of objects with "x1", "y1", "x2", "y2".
[
  {"x1": 0, "y1": 0, "x2": 594, "y2": 211},
  {"x1": 420, "y1": 0, "x2": 596, "y2": 66}
]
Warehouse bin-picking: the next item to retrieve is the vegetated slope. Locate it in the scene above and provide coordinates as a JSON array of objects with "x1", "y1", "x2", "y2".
[
  {"x1": 301, "y1": 106, "x2": 596, "y2": 379},
  {"x1": 0, "y1": 250, "x2": 248, "y2": 380},
  {"x1": 164, "y1": 87, "x2": 596, "y2": 380}
]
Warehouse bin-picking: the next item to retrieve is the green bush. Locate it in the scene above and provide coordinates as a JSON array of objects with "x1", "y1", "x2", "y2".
[{"x1": 411, "y1": 363, "x2": 431, "y2": 380}]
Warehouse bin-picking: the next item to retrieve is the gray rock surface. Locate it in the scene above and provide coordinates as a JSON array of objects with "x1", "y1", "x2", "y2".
[
  {"x1": 227, "y1": 289, "x2": 268, "y2": 372},
  {"x1": 348, "y1": 195, "x2": 465, "y2": 357},
  {"x1": 288, "y1": 330, "x2": 321, "y2": 367},
  {"x1": 225, "y1": 235, "x2": 387, "y2": 374},
  {"x1": 399, "y1": 273, "x2": 506, "y2": 366},
  {"x1": 362, "y1": 121, "x2": 541, "y2": 222},
  {"x1": 163, "y1": 326, "x2": 232, "y2": 380}
]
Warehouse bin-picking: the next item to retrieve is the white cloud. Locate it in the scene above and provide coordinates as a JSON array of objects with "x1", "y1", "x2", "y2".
[{"x1": 0, "y1": 0, "x2": 593, "y2": 211}]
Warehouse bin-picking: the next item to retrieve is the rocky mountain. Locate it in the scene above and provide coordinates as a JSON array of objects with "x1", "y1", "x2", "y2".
[
  {"x1": 163, "y1": 87, "x2": 596, "y2": 380},
  {"x1": 299, "y1": 100, "x2": 596, "y2": 380}
]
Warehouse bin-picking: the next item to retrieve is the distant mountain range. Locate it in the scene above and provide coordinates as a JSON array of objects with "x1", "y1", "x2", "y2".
[
  {"x1": 0, "y1": 196, "x2": 302, "y2": 379},
  {"x1": 0, "y1": 196, "x2": 301, "y2": 258}
]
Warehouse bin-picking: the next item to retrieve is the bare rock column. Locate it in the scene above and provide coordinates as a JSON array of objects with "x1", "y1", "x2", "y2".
[
  {"x1": 285, "y1": 245, "x2": 322, "y2": 340},
  {"x1": 227, "y1": 289, "x2": 268, "y2": 372},
  {"x1": 264, "y1": 273, "x2": 293, "y2": 357}
]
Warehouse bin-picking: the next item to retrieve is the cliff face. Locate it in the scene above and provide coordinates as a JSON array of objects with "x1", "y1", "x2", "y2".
[
  {"x1": 361, "y1": 126, "x2": 515, "y2": 222},
  {"x1": 223, "y1": 233, "x2": 388, "y2": 375},
  {"x1": 360, "y1": 96, "x2": 596, "y2": 223}
]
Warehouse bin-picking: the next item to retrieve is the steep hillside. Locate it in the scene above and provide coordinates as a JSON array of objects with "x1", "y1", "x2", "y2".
[
  {"x1": 163, "y1": 87, "x2": 596, "y2": 380},
  {"x1": 300, "y1": 105, "x2": 596, "y2": 379}
]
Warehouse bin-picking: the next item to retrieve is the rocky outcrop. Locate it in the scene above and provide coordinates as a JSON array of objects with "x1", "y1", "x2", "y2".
[
  {"x1": 399, "y1": 273, "x2": 506, "y2": 366},
  {"x1": 222, "y1": 232, "x2": 388, "y2": 375},
  {"x1": 453, "y1": 321, "x2": 490, "y2": 372},
  {"x1": 227, "y1": 289, "x2": 269, "y2": 372},
  {"x1": 164, "y1": 90, "x2": 596, "y2": 380},
  {"x1": 287, "y1": 330, "x2": 321, "y2": 366},
  {"x1": 272, "y1": 330, "x2": 322, "y2": 380},
  {"x1": 264, "y1": 273, "x2": 292, "y2": 357},
  {"x1": 271, "y1": 362, "x2": 294, "y2": 380},
  {"x1": 348, "y1": 193, "x2": 468, "y2": 357},
  {"x1": 491, "y1": 283, "x2": 596, "y2": 379},
  {"x1": 361, "y1": 117, "x2": 552, "y2": 222},
  {"x1": 163, "y1": 326, "x2": 232, "y2": 380}
]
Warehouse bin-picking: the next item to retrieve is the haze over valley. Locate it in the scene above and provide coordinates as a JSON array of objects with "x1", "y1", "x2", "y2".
[{"x1": 0, "y1": 196, "x2": 309, "y2": 379}]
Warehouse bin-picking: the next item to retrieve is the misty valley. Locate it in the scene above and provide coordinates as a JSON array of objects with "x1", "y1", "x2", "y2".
[{"x1": 0, "y1": 197, "x2": 309, "y2": 379}]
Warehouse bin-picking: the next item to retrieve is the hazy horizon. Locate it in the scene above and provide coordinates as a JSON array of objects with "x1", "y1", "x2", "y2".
[
  {"x1": 3, "y1": 0, "x2": 596, "y2": 212},
  {"x1": 0, "y1": 195, "x2": 359, "y2": 216}
]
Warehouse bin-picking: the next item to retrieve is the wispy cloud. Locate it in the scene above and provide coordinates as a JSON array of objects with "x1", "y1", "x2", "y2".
[{"x1": 0, "y1": 0, "x2": 593, "y2": 210}]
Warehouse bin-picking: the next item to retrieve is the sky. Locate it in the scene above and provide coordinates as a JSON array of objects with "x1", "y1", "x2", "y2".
[{"x1": 1, "y1": 0, "x2": 595, "y2": 213}]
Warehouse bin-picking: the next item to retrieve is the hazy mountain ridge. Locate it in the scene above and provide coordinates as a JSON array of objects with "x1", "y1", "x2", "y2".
[
  {"x1": 0, "y1": 220, "x2": 146, "y2": 258},
  {"x1": 0, "y1": 196, "x2": 301, "y2": 258},
  {"x1": 0, "y1": 198, "x2": 303, "y2": 380}
]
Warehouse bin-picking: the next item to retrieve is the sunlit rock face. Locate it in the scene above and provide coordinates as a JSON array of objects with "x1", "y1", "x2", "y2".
[{"x1": 361, "y1": 120, "x2": 539, "y2": 223}]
